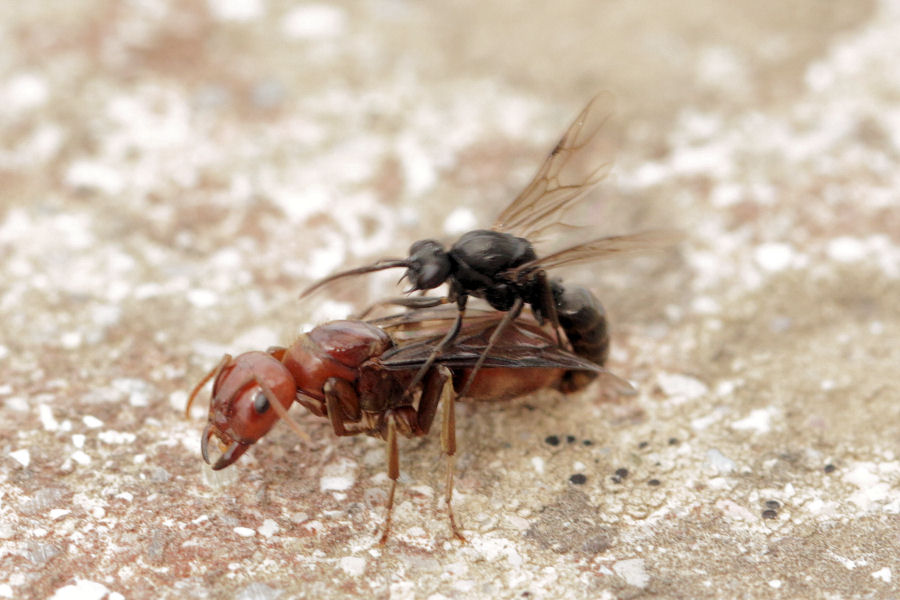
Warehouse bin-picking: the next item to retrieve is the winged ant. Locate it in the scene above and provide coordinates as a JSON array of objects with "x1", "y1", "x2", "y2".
[{"x1": 300, "y1": 93, "x2": 678, "y2": 398}]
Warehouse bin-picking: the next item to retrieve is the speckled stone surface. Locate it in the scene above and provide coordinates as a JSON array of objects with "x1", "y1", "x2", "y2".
[{"x1": 2, "y1": 1, "x2": 899, "y2": 599}]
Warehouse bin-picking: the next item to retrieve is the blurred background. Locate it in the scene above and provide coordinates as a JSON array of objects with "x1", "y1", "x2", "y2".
[{"x1": 2, "y1": 1, "x2": 898, "y2": 598}]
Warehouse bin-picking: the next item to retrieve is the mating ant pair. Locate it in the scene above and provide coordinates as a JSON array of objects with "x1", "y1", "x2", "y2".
[{"x1": 187, "y1": 93, "x2": 677, "y2": 542}]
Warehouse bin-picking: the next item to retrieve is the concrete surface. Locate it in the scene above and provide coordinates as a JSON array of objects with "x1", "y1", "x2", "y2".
[{"x1": 2, "y1": 1, "x2": 899, "y2": 598}]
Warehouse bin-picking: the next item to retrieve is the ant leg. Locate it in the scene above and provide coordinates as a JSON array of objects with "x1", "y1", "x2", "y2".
[
  {"x1": 355, "y1": 296, "x2": 448, "y2": 319},
  {"x1": 535, "y1": 270, "x2": 564, "y2": 347},
  {"x1": 377, "y1": 419, "x2": 400, "y2": 545},
  {"x1": 457, "y1": 296, "x2": 525, "y2": 399},
  {"x1": 415, "y1": 365, "x2": 449, "y2": 435},
  {"x1": 415, "y1": 366, "x2": 464, "y2": 540},
  {"x1": 404, "y1": 297, "x2": 467, "y2": 395},
  {"x1": 323, "y1": 378, "x2": 364, "y2": 436},
  {"x1": 438, "y1": 369, "x2": 465, "y2": 542}
]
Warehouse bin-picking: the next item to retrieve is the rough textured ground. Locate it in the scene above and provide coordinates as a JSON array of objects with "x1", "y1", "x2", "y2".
[{"x1": 2, "y1": 1, "x2": 899, "y2": 599}]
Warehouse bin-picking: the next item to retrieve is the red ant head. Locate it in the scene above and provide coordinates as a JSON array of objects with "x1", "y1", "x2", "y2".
[{"x1": 188, "y1": 351, "x2": 296, "y2": 470}]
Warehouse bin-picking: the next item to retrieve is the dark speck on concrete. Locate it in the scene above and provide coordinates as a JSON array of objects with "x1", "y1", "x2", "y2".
[
  {"x1": 569, "y1": 473, "x2": 587, "y2": 485},
  {"x1": 545, "y1": 435, "x2": 561, "y2": 446},
  {"x1": 762, "y1": 509, "x2": 778, "y2": 520}
]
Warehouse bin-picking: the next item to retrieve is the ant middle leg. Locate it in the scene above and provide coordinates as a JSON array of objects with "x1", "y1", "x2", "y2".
[{"x1": 402, "y1": 296, "x2": 467, "y2": 395}]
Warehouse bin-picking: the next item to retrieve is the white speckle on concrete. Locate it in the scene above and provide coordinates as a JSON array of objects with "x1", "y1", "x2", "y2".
[
  {"x1": 0, "y1": 345, "x2": 8, "y2": 361},
  {"x1": 82, "y1": 415, "x2": 103, "y2": 428},
  {"x1": 731, "y1": 408, "x2": 773, "y2": 434},
  {"x1": 339, "y1": 556, "x2": 366, "y2": 576},
  {"x1": 844, "y1": 461, "x2": 895, "y2": 509},
  {"x1": 3, "y1": 72, "x2": 49, "y2": 112},
  {"x1": 48, "y1": 580, "x2": 110, "y2": 600},
  {"x1": 871, "y1": 567, "x2": 892, "y2": 583},
  {"x1": 234, "y1": 526, "x2": 256, "y2": 537},
  {"x1": 320, "y1": 457, "x2": 358, "y2": 492},
  {"x1": 715, "y1": 499, "x2": 756, "y2": 521},
  {"x1": 830, "y1": 551, "x2": 858, "y2": 570},
  {"x1": 115, "y1": 492, "x2": 134, "y2": 502},
  {"x1": 827, "y1": 236, "x2": 866, "y2": 263},
  {"x1": 49, "y1": 509, "x2": 70, "y2": 520},
  {"x1": 768, "y1": 579, "x2": 782, "y2": 589},
  {"x1": 705, "y1": 448, "x2": 736, "y2": 474},
  {"x1": 691, "y1": 295, "x2": 721, "y2": 315},
  {"x1": 754, "y1": 242, "x2": 795, "y2": 272},
  {"x1": 472, "y1": 537, "x2": 522, "y2": 567},
  {"x1": 65, "y1": 160, "x2": 125, "y2": 195},
  {"x1": 302, "y1": 520, "x2": 325, "y2": 535},
  {"x1": 98, "y1": 430, "x2": 137, "y2": 444},
  {"x1": 113, "y1": 378, "x2": 152, "y2": 407},
  {"x1": 613, "y1": 558, "x2": 649, "y2": 588},
  {"x1": 0, "y1": 583, "x2": 12, "y2": 598},
  {"x1": 258, "y1": 519, "x2": 279, "y2": 538},
  {"x1": 61, "y1": 331, "x2": 83, "y2": 350},
  {"x1": 10, "y1": 449, "x2": 30, "y2": 468},
  {"x1": 282, "y1": 4, "x2": 347, "y2": 40},
  {"x1": 39, "y1": 404, "x2": 59, "y2": 431},
  {"x1": 5, "y1": 396, "x2": 27, "y2": 411},
  {"x1": 207, "y1": 0, "x2": 264, "y2": 22},
  {"x1": 531, "y1": 456, "x2": 545, "y2": 474},
  {"x1": 71, "y1": 451, "x2": 91, "y2": 466},
  {"x1": 657, "y1": 372, "x2": 708, "y2": 402},
  {"x1": 397, "y1": 134, "x2": 437, "y2": 196},
  {"x1": 187, "y1": 288, "x2": 218, "y2": 308},
  {"x1": 72, "y1": 434, "x2": 85, "y2": 449},
  {"x1": 443, "y1": 207, "x2": 478, "y2": 235}
]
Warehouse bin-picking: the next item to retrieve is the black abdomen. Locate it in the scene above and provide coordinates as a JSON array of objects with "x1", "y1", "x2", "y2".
[{"x1": 553, "y1": 283, "x2": 609, "y2": 367}]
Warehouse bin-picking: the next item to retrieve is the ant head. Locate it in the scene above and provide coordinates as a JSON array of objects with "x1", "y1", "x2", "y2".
[
  {"x1": 195, "y1": 351, "x2": 296, "y2": 470},
  {"x1": 405, "y1": 239, "x2": 451, "y2": 291}
]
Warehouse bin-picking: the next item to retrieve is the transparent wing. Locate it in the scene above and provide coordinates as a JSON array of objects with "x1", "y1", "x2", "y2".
[
  {"x1": 510, "y1": 229, "x2": 683, "y2": 274},
  {"x1": 492, "y1": 92, "x2": 617, "y2": 240}
]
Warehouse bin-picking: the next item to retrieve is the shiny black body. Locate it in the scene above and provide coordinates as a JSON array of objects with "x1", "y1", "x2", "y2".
[
  {"x1": 406, "y1": 229, "x2": 608, "y2": 367},
  {"x1": 407, "y1": 229, "x2": 546, "y2": 313}
]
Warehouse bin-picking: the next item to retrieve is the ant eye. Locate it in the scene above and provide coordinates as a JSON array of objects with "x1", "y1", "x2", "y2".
[{"x1": 253, "y1": 390, "x2": 269, "y2": 414}]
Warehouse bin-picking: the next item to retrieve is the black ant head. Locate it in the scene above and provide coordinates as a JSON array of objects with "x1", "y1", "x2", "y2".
[{"x1": 405, "y1": 240, "x2": 451, "y2": 291}]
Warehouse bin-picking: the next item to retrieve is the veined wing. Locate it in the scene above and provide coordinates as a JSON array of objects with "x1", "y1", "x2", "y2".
[
  {"x1": 492, "y1": 93, "x2": 616, "y2": 241},
  {"x1": 508, "y1": 229, "x2": 683, "y2": 275}
]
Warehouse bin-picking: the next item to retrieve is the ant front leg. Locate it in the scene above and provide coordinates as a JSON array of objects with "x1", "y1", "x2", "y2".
[{"x1": 404, "y1": 295, "x2": 467, "y2": 394}]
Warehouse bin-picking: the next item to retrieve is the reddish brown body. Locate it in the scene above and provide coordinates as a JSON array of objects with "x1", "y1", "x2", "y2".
[
  {"x1": 186, "y1": 309, "x2": 625, "y2": 541},
  {"x1": 189, "y1": 314, "x2": 606, "y2": 470}
]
